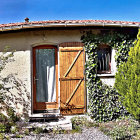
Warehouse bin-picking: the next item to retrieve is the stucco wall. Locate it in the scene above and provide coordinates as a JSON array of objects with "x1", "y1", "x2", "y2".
[{"x1": 0, "y1": 29, "x2": 116, "y2": 118}]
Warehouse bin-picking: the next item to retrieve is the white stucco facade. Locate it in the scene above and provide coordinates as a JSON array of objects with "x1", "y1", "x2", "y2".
[{"x1": 0, "y1": 29, "x2": 116, "y2": 118}]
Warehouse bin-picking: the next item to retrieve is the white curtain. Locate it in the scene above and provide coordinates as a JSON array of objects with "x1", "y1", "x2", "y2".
[{"x1": 36, "y1": 49, "x2": 56, "y2": 102}]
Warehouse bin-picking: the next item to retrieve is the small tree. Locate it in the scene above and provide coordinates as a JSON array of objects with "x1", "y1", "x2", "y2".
[{"x1": 115, "y1": 30, "x2": 140, "y2": 121}]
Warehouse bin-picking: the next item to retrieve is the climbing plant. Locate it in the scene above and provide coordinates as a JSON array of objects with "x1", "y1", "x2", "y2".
[{"x1": 81, "y1": 31, "x2": 135, "y2": 122}]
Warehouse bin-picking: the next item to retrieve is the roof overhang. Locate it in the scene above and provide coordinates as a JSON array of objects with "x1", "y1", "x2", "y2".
[{"x1": 0, "y1": 20, "x2": 139, "y2": 32}]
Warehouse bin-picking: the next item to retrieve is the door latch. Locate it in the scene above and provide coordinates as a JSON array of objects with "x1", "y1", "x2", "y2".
[{"x1": 34, "y1": 77, "x2": 39, "y2": 84}]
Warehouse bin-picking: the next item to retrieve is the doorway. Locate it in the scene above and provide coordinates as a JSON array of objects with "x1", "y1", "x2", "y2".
[{"x1": 32, "y1": 45, "x2": 58, "y2": 111}]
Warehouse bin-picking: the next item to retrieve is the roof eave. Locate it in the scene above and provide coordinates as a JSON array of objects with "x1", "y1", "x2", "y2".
[{"x1": 0, "y1": 22, "x2": 139, "y2": 32}]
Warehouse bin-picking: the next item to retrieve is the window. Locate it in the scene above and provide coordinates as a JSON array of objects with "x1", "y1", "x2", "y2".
[{"x1": 97, "y1": 45, "x2": 111, "y2": 74}]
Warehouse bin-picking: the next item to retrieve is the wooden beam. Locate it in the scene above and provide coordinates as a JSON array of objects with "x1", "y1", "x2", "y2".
[
  {"x1": 65, "y1": 79, "x2": 83, "y2": 106},
  {"x1": 59, "y1": 77, "x2": 83, "y2": 81},
  {"x1": 59, "y1": 48, "x2": 83, "y2": 52},
  {"x1": 64, "y1": 50, "x2": 83, "y2": 77}
]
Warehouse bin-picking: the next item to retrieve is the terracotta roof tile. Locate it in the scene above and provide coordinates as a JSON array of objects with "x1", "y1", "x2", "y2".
[{"x1": 0, "y1": 20, "x2": 139, "y2": 31}]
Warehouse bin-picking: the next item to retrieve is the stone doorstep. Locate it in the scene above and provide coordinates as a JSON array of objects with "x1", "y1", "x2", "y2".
[
  {"x1": 29, "y1": 113, "x2": 62, "y2": 122},
  {"x1": 25, "y1": 122, "x2": 72, "y2": 131},
  {"x1": 29, "y1": 113, "x2": 60, "y2": 118},
  {"x1": 28, "y1": 114, "x2": 89, "y2": 131},
  {"x1": 28, "y1": 115, "x2": 73, "y2": 130}
]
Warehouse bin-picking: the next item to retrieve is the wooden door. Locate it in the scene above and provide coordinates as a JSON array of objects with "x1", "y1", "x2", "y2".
[
  {"x1": 59, "y1": 42, "x2": 86, "y2": 115},
  {"x1": 33, "y1": 45, "x2": 58, "y2": 111}
]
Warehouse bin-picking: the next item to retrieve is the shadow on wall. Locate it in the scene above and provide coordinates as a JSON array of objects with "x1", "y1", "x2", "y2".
[{"x1": 0, "y1": 74, "x2": 31, "y2": 120}]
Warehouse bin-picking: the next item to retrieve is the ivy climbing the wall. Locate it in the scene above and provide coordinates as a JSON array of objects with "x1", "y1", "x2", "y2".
[{"x1": 81, "y1": 31, "x2": 135, "y2": 122}]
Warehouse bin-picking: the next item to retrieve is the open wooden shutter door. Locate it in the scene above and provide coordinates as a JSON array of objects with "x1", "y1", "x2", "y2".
[{"x1": 59, "y1": 42, "x2": 86, "y2": 115}]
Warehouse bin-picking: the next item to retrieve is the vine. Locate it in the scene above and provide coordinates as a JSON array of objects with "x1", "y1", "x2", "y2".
[{"x1": 81, "y1": 31, "x2": 135, "y2": 122}]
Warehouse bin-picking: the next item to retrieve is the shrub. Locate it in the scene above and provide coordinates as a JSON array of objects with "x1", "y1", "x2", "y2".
[{"x1": 115, "y1": 30, "x2": 140, "y2": 121}]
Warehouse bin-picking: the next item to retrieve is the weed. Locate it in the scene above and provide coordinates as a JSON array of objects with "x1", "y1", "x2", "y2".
[
  {"x1": 71, "y1": 116, "x2": 98, "y2": 133},
  {"x1": 52, "y1": 126, "x2": 66, "y2": 134},
  {"x1": 34, "y1": 127, "x2": 44, "y2": 134},
  {"x1": 14, "y1": 134, "x2": 23, "y2": 138},
  {"x1": 0, "y1": 133, "x2": 4, "y2": 140},
  {"x1": 10, "y1": 126, "x2": 18, "y2": 134},
  {"x1": 0, "y1": 123, "x2": 6, "y2": 133},
  {"x1": 24, "y1": 128, "x2": 30, "y2": 135},
  {"x1": 98, "y1": 117, "x2": 140, "y2": 140}
]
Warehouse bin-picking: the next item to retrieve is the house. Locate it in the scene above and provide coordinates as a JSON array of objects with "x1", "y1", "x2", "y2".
[{"x1": 0, "y1": 19, "x2": 139, "y2": 119}]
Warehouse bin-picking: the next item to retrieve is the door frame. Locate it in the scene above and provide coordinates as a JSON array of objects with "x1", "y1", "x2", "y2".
[{"x1": 32, "y1": 45, "x2": 58, "y2": 112}]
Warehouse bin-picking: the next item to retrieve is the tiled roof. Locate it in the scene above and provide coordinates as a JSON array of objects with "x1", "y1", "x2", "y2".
[{"x1": 0, "y1": 19, "x2": 140, "y2": 31}]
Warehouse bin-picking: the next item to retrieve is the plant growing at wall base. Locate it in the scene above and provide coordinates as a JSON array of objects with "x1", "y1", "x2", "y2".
[{"x1": 115, "y1": 30, "x2": 140, "y2": 121}]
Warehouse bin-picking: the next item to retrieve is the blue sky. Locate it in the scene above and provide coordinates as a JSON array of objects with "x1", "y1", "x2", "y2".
[{"x1": 0, "y1": 0, "x2": 140, "y2": 24}]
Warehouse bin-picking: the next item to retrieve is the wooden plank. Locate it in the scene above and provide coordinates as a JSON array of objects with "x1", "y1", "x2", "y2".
[
  {"x1": 59, "y1": 77, "x2": 83, "y2": 81},
  {"x1": 64, "y1": 50, "x2": 83, "y2": 77},
  {"x1": 59, "y1": 42, "x2": 84, "y2": 47},
  {"x1": 65, "y1": 79, "x2": 83, "y2": 106},
  {"x1": 60, "y1": 50, "x2": 81, "y2": 52},
  {"x1": 62, "y1": 105, "x2": 85, "y2": 109},
  {"x1": 59, "y1": 47, "x2": 83, "y2": 52}
]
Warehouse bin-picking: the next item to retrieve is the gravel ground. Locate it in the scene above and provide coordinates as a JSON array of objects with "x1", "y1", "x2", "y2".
[{"x1": 10, "y1": 127, "x2": 111, "y2": 140}]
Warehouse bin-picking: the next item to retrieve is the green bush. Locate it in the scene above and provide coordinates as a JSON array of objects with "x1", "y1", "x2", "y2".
[{"x1": 115, "y1": 30, "x2": 140, "y2": 121}]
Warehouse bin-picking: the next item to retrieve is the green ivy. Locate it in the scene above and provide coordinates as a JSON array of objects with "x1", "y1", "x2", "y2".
[
  {"x1": 115, "y1": 40, "x2": 134, "y2": 67},
  {"x1": 81, "y1": 31, "x2": 135, "y2": 122}
]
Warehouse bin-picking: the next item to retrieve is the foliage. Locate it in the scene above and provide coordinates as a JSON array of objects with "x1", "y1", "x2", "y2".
[
  {"x1": 10, "y1": 126, "x2": 18, "y2": 134},
  {"x1": 115, "y1": 40, "x2": 134, "y2": 67},
  {"x1": 115, "y1": 30, "x2": 140, "y2": 121},
  {"x1": 0, "y1": 110, "x2": 19, "y2": 133},
  {"x1": 52, "y1": 126, "x2": 66, "y2": 134},
  {"x1": 98, "y1": 117, "x2": 140, "y2": 140},
  {"x1": 89, "y1": 85, "x2": 127, "y2": 122},
  {"x1": 33, "y1": 127, "x2": 44, "y2": 134},
  {"x1": 0, "y1": 133, "x2": 4, "y2": 140},
  {"x1": 0, "y1": 113, "x2": 7, "y2": 122},
  {"x1": 24, "y1": 128, "x2": 30, "y2": 135},
  {"x1": 81, "y1": 31, "x2": 132, "y2": 122},
  {"x1": 71, "y1": 116, "x2": 86, "y2": 132},
  {"x1": 0, "y1": 123, "x2": 6, "y2": 133},
  {"x1": 81, "y1": 30, "x2": 130, "y2": 47},
  {"x1": 71, "y1": 116, "x2": 98, "y2": 133},
  {"x1": 134, "y1": 129, "x2": 140, "y2": 140}
]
